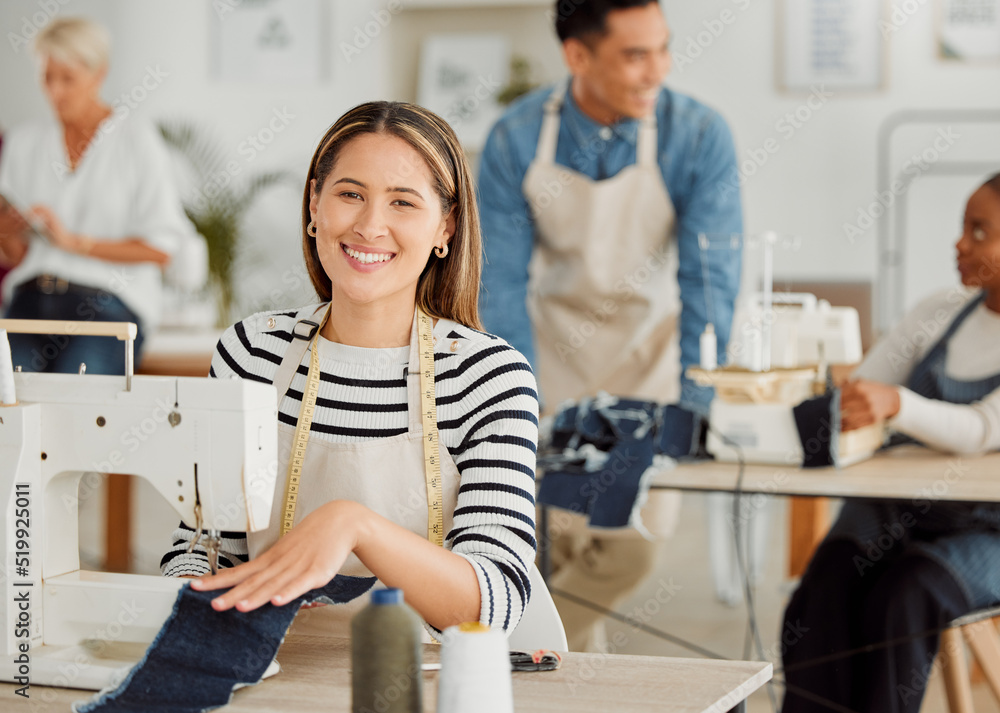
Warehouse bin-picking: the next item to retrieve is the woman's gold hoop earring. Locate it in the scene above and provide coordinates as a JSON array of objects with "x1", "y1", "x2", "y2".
[
  {"x1": 434, "y1": 244, "x2": 449, "y2": 258},
  {"x1": 307, "y1": 221, "x2": 317, "y2": 237}
]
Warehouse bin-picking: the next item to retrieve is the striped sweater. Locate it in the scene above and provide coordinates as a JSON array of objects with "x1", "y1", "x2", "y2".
[{"x1": 160, "y1": 305, "x2": 539, "y2": 633}]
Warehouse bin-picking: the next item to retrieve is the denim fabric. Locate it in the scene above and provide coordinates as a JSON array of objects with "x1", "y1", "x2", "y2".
[
  {"x1": 792, "y1": 391, "x2": 840, "y2": 469},
  {"x1": 73, "y1": 575, "x2": 375, "y2": 713},
  {"x1": 537, "y1": 396, "x2": 704, "y2": 528},
  {"x1": 477, "y1": 82, "x2": 742, "y2": 410},
  {"x1": 4, "y1": 285, "x2": 145, "y2": 374}
]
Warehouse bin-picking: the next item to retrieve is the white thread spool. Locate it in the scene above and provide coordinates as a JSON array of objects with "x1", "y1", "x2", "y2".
[
  {"x1": 699, "y1": 323, "x2": 717, "y2": 371},
  {"x1": 436, "y1": 622, "x2": 513, "y2": 713},
  {"x1": 0, "y1": 329, "x2": 16, "y2": 405}
]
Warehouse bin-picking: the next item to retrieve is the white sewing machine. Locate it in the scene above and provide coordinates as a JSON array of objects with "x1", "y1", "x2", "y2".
[
  {"x1": 690, "y1": 292, "x2": 884, "y2": 466},
  {"x1": 0, "y1": 320, "x2": 278, "y2": 690}
]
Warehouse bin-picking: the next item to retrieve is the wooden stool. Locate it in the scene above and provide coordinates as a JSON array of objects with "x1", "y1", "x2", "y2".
[{"x1": 940, "y1": 607, "x2": 1000, "y2": 713}]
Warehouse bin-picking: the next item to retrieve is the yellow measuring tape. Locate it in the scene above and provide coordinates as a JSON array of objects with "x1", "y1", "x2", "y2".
[
  {"x1": 279, "y1": 310, "x2": 327, "y2": 537},
  {"x1": 279, "y1": 307, "x2": 444, "y2": 546},
  {"x1": 417, "y1": 309, "x2": 444, "y2": 546}
]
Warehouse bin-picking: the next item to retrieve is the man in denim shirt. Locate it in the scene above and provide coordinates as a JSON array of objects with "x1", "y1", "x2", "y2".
[{"x1": 478, "y1": 0, "x2": 742, "y2": 651}]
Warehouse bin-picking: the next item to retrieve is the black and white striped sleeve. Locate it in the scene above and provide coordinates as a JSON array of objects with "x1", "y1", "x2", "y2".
[
  {"x1": 159, "y1": 523, "x2": 249, "y2": 577},
  {"x1": 441, "y1": 335, "x2": 539, "y2": 633}
]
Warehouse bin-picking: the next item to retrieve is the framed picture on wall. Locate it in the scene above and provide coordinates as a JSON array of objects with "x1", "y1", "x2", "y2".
[
  {"x1": 778, "y1": 0, "x2": 887, "y2": 92},
  {"x1": 212, "y1": 0, "x2": 326, "y2": 83},
  {"x1": 938, "y1": 0, "x2": 1000, "y2": 61},
  {"x1": 417, "y1": 33, "x2": 510, "y2": 153}
]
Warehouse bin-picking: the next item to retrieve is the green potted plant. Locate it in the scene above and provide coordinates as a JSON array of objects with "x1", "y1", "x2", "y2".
[{"x1": 159, "y1": 121, "x2": 290, "y2": 326}]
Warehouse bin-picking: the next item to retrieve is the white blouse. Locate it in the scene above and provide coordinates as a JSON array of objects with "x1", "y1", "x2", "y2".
[
  {"x1": 854, "y1": 288, "x2": 1000, "y2": 455},
  {"x1": 0, "y1": 114, "x2": 195, "y2": 331}
]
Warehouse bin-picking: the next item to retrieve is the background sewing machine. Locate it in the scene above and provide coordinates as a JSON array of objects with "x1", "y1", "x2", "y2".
[
  {"x1": 689, "y1": 291, "x2": 883, "y2": 466},
  {"x1": 0, "y1": 320, "x2": 278, "y2": 690}
]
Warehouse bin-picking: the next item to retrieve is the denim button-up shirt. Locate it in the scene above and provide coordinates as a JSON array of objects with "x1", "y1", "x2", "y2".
[{"x1": 477, "y1": 82, "x2": 743, "y2": 410}]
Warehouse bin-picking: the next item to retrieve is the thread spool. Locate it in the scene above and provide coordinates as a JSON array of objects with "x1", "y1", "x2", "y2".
[
  {"x1": 351, "y1": 588, "x2": 422, "y2": 713},
  {"x1": 436, "y1": 622, "x2": 513, "y2": 713},
  {"x1": 699, "y1": 323, "x2": 717, "y2": 371},
  {"x1": 0, "y1": 329, "x2": 16, "y2": 405}
]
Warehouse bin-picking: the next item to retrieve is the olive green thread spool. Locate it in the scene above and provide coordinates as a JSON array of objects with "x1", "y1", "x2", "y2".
[{"x1": 351, "y1": 588, "x2": 423, "y2": 713}]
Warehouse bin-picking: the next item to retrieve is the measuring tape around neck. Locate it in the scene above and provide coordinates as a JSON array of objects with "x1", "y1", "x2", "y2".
[
  {"x1": 279, "y1": 309, "x2": 327, "y2": 538},
  {"x1": 417, "y1": 308, "x2": 444, "y2": 546},
  {"x1": 279, "y1": 307, "x2": 444, "y2": 547}
]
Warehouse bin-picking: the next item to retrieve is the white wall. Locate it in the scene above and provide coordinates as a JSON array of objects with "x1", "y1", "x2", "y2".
[
  {"x1": 660, "y1": 0, "x2": 1000, "y2": 325},
  {"x1": 2, "y1": 0, "x2": 1000, "y2": 323}
]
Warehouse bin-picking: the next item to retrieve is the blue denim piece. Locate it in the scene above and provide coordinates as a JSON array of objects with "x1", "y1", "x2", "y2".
[
  {"x1": 4, "y1": 286, "x2": 145, "y2": 374},
  {"x1": 73, "y1": 575, "x2": 375, "y2": 713},
  {"x1": 538, "y1": 396, "x2": 704, "y2": 528},
  {"x1": 477, "y1": 82, "x2": 743, "y2": 410},
  {"x1": 792, "y1": 391, "x2": 841, "y2": 469}
]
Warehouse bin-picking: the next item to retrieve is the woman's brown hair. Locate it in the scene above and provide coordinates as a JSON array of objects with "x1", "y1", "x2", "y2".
[{"x1": 302, "y1": 101, "x2": 483, "y2": 330}]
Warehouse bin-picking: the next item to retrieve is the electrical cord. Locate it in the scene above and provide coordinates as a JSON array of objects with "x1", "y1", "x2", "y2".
[{"x1": 711, "y1": 426, "x2": 780, "y2": 713}]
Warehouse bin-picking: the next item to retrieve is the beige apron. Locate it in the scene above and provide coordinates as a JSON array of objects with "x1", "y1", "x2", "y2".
[
  {"x1": 526, "y1": 81, "x2": 681, "y2": 538},
  {"x1": 248, "y1": 305, "x2": 461, "y2": 635}
]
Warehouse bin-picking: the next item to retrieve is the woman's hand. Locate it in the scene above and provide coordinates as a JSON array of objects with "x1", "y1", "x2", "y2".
[
  {"x1": 840, "y1": 379, "x2": 900, "y2": 432},
  {"x1": 190, "y1": 500, "x2": 368, "y2": 612},
  {"x1": 0, "y1": 202, "x2": 29, "y2": 239},
  {"x1": 28, "y1": 204, "x2": 90, "y2": 254}
]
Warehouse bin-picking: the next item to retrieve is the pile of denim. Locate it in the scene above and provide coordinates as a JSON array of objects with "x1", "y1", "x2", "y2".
[{"x1": 537, "y1": 394, "x2": 706, "y2": 532}]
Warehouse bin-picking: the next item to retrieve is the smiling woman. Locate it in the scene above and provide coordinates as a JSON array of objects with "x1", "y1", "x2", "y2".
[{"x1": 160, "y1": 102, "x2": 539, "y2": 639}]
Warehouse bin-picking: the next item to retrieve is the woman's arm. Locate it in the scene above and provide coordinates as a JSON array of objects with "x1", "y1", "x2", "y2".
[
  {"x1": 30, "y1": 204, "x2": 170, "y2": 265},
  {"x1": 0, "y1": 204, "x2": 29, "y2": 267},
  {"x1": 191, "y1": 500, "x2": 482, "y2": 630},
  {"x1": 888, "y1": 384, "x2": 1000, "y2": 455},
  {"x1": 192, "y1": 334, "x2": 539, "y2": 632}
]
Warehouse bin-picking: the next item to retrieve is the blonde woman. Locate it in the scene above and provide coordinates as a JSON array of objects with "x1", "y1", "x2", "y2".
[
  {"x1": 0, "y1": 17, "x2": 192, "y2": 373},
  {"x1": 161, "y1": 102, "x2": 539, "y2": 635}
]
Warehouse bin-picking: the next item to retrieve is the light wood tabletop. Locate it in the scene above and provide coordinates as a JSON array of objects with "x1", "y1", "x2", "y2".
[
  {"x1": 2, "y1": 634, "x2": 771, "y2": 713},
  {"x1": 653, "y1": 445, "x2": 1000, "y2": 503}
]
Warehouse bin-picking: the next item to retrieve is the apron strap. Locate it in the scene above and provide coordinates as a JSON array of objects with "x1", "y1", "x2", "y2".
[
  {"x1": 272, "y1": 304, "x2": 329, "y2": 402},
  {"x1": 905, "y1": 291, "x2": 988, "y2": 401},
  {"x1": 405, "y1": 310, "x2": 422, "y2": 433},
  {"x1": 537, "y1": 79, "x2": 660, "y2": 169},
  {"x1": 637, "y1": 113, "x2": 658, "y2": 168},
  {"x1": 536, "y1": 80, "x2": 569, "y2": 165}
]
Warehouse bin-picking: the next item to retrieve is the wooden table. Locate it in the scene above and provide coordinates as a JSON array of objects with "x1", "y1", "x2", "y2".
[
  {"x1": 1, "y1": 635, "x2": 771, "y2": 712},
  {"x1": 652, "y1": 445, "x2": 1000, "y2": 503},
  {"x1": 650, "y1": 445, "x2": 1000, "y2": 575}
]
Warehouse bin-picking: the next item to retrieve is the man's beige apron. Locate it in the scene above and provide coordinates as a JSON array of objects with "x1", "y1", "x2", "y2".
[
  {"x1": 247, "y1": 306, "x2": 461, "y2": 637},
  {"x1": 526, "y1": 81, "x2": 681, "y2": 538}
]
